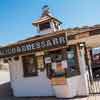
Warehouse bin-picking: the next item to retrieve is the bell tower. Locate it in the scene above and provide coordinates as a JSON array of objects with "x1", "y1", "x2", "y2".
[{"x1": 32, "y1": 5, "x2": 62, "y2": 34}]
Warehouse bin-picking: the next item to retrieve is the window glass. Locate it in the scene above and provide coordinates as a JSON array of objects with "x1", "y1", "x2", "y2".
[
  {"x1": 39, "y1": 22, "x2": 51, "y2": 30},
  {"x1": 67, "y1": 48, "x2": 76, "y2": 67},
  {"x1": 22, "y1": 55, "x2": 37, "y2": 77},
  {"x1": 67, "y1": 46, "x2": 80, "y2": 77},
  {"x1": 37, "y1": 56, "x2": 44, "y2": 71}
]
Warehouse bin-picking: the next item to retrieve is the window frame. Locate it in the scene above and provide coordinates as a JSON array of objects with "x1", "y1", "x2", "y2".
[{"x1": 22, "y1": 54, "x2": 38, "y2": 77}]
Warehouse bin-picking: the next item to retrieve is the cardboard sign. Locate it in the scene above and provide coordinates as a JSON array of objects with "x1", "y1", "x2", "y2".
[
  {"x1": 51, "y1": 77, "x2": 66, "y2": 85},
  {"x1": 45, "y1": 57, "x2": 51, "y2": 64}
]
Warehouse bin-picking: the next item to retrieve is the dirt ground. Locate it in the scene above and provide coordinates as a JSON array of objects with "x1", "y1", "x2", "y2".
[
  {"x1": 0, "y1": 96, "x2": 100, "y2": 100},
  {"x1": 0, "y1": 97, "x2": 63, "y2": 100},
  {"x1": 0, "y1": 97, "x2": 58, "y2": 100}
]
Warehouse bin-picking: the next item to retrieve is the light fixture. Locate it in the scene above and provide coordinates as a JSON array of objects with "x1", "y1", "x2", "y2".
[
  {"x1": 14, "y1": 56, "x2": 19, "y2": 61},
  {"x1": 8, "y1": 58, "x2": 12, "y2": 61},
  {"x1": 78, "y1": 42, "x2": 85, "y2": 49}
]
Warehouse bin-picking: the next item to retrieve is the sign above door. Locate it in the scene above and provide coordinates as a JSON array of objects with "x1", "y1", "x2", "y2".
[{"x1": 0, "y1": 33, "x2": 67, "y2": 58}]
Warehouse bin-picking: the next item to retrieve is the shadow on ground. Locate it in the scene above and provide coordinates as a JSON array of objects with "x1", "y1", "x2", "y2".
[{"x1": 0, "y1": 97, "x2": 68, "y2": 100}]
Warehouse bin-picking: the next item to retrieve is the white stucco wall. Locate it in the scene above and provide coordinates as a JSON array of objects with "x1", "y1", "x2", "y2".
[
  {"x1": 66, "y1": 75, "x2": 88, "y2": 98},
  {"x1": 8, "y1": 45, "x2": 89, "y2": 98},
  {"x1": 51, "y1": 47, "x2": 89, "y2": 98},
  {"x1": 9, "y1": 56, "x2": 54, "y2": 97},
  {"x1": 52, "y1": 75, "x2": 89, "y2": 98},
  {"x1": 76, "y1": 48, "x2": 89, "y2": 96}
]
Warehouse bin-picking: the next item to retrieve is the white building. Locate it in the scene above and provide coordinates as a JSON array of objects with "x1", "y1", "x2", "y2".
[{"x1": 1, "y1": 5, "x2": 100, "y2": 98}]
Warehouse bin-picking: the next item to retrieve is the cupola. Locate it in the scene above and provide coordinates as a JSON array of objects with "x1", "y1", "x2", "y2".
[{"x1": 32, "y1": 5, "x2": 62, "y2": 34}]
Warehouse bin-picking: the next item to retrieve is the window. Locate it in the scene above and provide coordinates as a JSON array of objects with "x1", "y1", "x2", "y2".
[
  {"x1": 67, "y1": 45, "x2": 80, "y2": 77},
  {"x1": 39, "y1": 22, "x2": 51, "y2": 31},
  {"x1": 46, "y1": 50, "x2": 67, "y2": 79},
  {"x1": 36, "y1": 56, "x2": 45, "y2": 71},
  {"x1": 50, "y1": 50, "x2": 63, "y2": 62},
  {"x1": 22, "y1": 55, "x2": 37, "y2": 77}
]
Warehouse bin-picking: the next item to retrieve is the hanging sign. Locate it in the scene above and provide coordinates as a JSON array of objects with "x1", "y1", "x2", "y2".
[{"x1": 0, "y1": 33, "x2": 67, "y2": 57}]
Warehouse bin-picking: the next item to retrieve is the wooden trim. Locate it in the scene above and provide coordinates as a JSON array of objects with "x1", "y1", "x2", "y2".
[
  {"x1": 67, "y1": 35, "x2": 75, "y2": 40},
  {"x1": 66, "y1": 45, "x2": 80, "y2": 77},
  {"x1": 89, "y1": 29, "x2": 100, "y2": 36},
  {"x1": 76, "y1": 45, "x2": 81, "y2": 75},
  {"x1": 47, "y1": 46, "x2": 67, "y2": 52},
  {"x1": 3, "y1": 30, "x2": 66, "y2": 47},
  {"x1": 68, "y1": 28, "x2": 100, "y2": 40},
  {"x1": 0, "y1": 32, "x2": 67, "y2": 58},
  {"x1": 33, "y1": 19, "x2": 51, "y2": 25},
  {"x1": 75, "y1": 32, "x2": 89, "y2": 39},
  {"x1": 67, "y1": 27, "x2": 100, "y2": 37}
]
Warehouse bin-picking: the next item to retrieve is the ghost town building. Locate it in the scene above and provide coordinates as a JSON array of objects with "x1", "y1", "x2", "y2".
[{"x1": 0, "y1": 6, "x2": 100, "y2": 98}]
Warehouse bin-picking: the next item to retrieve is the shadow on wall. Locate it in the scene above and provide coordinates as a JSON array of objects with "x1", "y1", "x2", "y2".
[{"x1": 0, "y1": 82, "x2": 13, "y2": 96}]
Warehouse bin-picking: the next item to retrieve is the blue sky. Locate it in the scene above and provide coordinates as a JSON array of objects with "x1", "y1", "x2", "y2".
[{"x1": 0, "y1": 0, "x2": 100, "y2": 45}]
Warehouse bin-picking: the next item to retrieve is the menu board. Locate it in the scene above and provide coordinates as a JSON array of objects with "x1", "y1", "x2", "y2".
[
  {"x1": 45, "y1": 57, "x2": 51, "y2": 64},
  {"x1": 51, "y1": 62, "x2": 66, "y2": 85}
]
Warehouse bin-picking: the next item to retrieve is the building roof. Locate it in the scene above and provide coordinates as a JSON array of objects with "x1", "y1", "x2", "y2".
[
  {"x1": 1, "y1": 24, "x2": 100, "y2": 48},
  {"x1": 2, "y1": 29, "x2": 66, "y2": 47},
  {"x1": 66, "y1": 24, "x2": 100, "y2": 36},
  {"x1": 32, "y1": 14, "x2": 62, "y2": 26}
]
